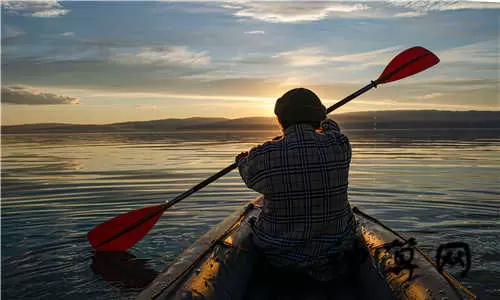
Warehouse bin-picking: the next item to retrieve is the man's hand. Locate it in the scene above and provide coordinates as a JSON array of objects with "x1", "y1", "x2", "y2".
[
  {"x1": 320, "y1": 119, "x2": 341, "y2": 132},
  {"x1": 235, "y1": 151, "x2": 249, "y2": 164}
]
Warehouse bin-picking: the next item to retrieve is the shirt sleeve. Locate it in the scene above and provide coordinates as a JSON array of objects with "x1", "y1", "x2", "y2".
[
  {"x1": 320, "y1": 118, "x2": 341, "y2": 133},
  {"x1": 237, "y1": 143, "x2": 269, "y2": 194},
  {"x1": 237, "y1": 152, "x2": 254, "y2": 188}
]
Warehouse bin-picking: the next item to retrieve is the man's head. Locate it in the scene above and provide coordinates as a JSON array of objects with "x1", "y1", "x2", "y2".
[{"x1": 274, "y1": 88, "x2": 326, "y2": 130}]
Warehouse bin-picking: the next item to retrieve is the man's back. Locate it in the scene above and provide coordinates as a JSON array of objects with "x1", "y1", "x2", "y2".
[{"x1": 238, "y1": 119, "x2": 356, "y2": 280}]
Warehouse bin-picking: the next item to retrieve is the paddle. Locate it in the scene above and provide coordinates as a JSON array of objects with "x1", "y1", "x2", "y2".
[{"x1": 87, "y1": 46, "x2": 439, "y2": 251}]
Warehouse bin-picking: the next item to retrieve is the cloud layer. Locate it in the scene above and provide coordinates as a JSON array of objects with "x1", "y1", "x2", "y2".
[
  {"x1": 389, "y1": 0, "x2": 500, "y2": 13},
  {"x1": 2, "y1": 26, "x2": 25, "y2": 39},
  {"x1": 3, "y1": 0, "x2": 70, "y2": 18},
  {"x1": 222, "y1": 1, "x2": 500, "y2": 22},
  {"x1": 272, "y1": 46, "x2": 401, "y2": 67},
  {"x1": 112, "y1": 46, "x2": 211, "y2": 67},
  {"x1": 2, "y1": 86, "x2": 80, "y2": 105},
  {"x1": 229, "y1": 2, "x2": 369, "y2": 23},
  {"x1": 439, "y1": 40, "x2": 498, "y2": 64}
]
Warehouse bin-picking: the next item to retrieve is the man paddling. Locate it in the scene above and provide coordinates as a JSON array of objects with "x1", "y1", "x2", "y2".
[{"x1": 236, "y1": 88, "x2": 359, "y2": 282}]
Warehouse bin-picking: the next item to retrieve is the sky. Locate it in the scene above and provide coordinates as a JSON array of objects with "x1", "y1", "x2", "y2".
[{"x1": 1, "y1": 0, "x2": 499, "y2": 125}]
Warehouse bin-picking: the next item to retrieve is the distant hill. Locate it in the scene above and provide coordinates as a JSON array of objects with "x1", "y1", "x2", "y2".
[
  {"x1": 111, "y1": 117, "x2": 227, "y2": 131},
  {"x1": 180, "y1": 110, "x2": 500, "y2": 130},
  {"x1": 2, "y1": 117, "x2": 227, "y2": 134},
  {"x1": 2, "y1": 111, "x2": 499, "y2": 134},
  {"x1": 334, "y1": 110, "x2": 500, "y2": 130},
  {"x1": 180, "y1": 117, "x2": 279, "y2": 130}
]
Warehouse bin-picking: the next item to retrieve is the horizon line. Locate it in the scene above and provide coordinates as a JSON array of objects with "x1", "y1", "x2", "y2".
[{"x1": 2, "y1": 109, "x2": 499, "y2": 127}]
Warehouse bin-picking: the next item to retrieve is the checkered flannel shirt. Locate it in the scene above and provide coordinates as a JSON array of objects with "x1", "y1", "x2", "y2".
[{"x1": 238, "y1": 119, "x2": 356, "y2": 281}]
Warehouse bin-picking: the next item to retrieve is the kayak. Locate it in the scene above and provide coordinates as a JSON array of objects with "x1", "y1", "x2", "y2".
[{"x1": 136, "y1": 196, "x2": 476, "y2": 300}]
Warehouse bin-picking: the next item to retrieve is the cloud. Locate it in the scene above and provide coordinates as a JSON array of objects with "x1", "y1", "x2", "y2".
[
  {"x1": 414, "y1": 77, "x2": 498, "y2": 92},
  {"x1": 2, "y1": 26, "x2": 25, "y2": 39},
  {"x1": 227, "y1": 2, "x2": 369, "y2": 23},
  {"x1": 244, "y1": 30, "x2": 265, "y2": 35},
  {"x1": 112, "y1": 46, "x2": 211, "y2": 67},
  {"x1": 231, "y1": 46, "x2": 400, "y2": 70},
  {"x1": 394, "y1": 0, "x2": 500, "y2": 11},
  {"x1": 1, "y1": 86, "x2": 80, "y2": 105},
  {"x1": 136, "y1": 104, "x2": 157, "y2": 110},
  {"x1": 2, "y1": 0, "x2": 70, "y2": 18},
  {"x1": 31, "y1": 8, "x2": 69, "y2": 17},
  {"x1": 3, "y1": 0, "x2": 70, "y2": 18},
  {"x1": 389, "y1": 0, "x2": 500, "y2": 17},
  {"x1": 414, "y1": 93, "x2": 445, "y2": 100},
  {"x1": 220, "y1": 4, "x2": 243, "y2": 10},
  {"x1": 163, "y1": 2, "x2": 231, "y2": 14},
  {"x1": 393, "y1": 11, "x2": 427, "y2": 18},
  {"x1": 221, "y1": 1, "x2": 499, "y2": 22},
  {"x1": 439, "y1": 40, "x2": 498, "y2": 64},
  {"x1": 273, "y1": 46, "x2": 401, "y2": 67},
  {"x1": 60, "y1": 32, "x2": 74, "y2": 37}
]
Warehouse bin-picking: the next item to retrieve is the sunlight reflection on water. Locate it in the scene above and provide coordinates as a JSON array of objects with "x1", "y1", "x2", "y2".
[{"x1": 2, "y1": 129, "x2": 499, "y2": 299}]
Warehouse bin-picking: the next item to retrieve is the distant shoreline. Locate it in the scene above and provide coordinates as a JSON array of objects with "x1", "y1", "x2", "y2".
[
  {"x1": 3, "y1": 110, "x2": 499, "y2": 134},
  {"x1": 3, "y1": 127, "x2": 500, "y2": 135}
]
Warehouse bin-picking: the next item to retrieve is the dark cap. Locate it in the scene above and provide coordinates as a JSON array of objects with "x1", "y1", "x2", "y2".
[{"x1": 274, "y1": 88, "x2": 326, "y2": 124}]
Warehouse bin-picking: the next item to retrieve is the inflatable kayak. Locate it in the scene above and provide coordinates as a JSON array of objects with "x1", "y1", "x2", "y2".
[{"x1": 137, "y1": 197, "x2": 476, "y2": 300}]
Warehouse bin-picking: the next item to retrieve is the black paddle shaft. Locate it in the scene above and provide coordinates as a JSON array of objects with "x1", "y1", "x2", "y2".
[
  {"x1": 93, "y1": 162, "x2": 239, "y2": 249},
  {"x1": 327, "y1": 81, "x2": 376, "y2": 114},
  {"x1": 162, "y1": 162, "x2": 238, "y2": 208}
]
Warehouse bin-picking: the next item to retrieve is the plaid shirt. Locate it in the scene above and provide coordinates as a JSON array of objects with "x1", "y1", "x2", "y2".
[{"x1": 238, "y1": 119, "x2": 356, "y2": 281}]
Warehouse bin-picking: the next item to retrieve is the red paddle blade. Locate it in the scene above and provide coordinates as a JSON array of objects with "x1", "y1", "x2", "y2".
[
  {"x1": 377, "y1": 46, "x2": 439, "y2": 85},
  {"x1": 87, "y1": 205, "x2": 165, "y2": 251}
]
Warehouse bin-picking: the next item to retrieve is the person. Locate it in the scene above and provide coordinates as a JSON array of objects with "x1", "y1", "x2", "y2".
[{"x1": 236, "y1": 88, "x2": 360, "y2": 282}]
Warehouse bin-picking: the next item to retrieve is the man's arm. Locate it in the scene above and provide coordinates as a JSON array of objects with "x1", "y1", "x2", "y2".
[
  {"x1": 236, "y1": 148, "x2": 258, "y2": 190},
  {"x1": 236, "y1": 143, "x2": 272, "y2": 194}
]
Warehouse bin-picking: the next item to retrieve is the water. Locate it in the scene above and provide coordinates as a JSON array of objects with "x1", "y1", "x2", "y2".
[{"x1": 2, "y1": 129, "x2": 499, "y2": 299}]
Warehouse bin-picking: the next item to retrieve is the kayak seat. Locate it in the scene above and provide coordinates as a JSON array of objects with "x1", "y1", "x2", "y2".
[{"x1": 243, "y1": 252, "x2": 364, "y2": 300}]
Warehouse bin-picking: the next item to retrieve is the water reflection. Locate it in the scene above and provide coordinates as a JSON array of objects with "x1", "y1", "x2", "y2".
[
  {"x1": 3, "y1": 128, "x2": 499, "y2": 147},
  {"x1": 1, "y1": 129, "x2": 499, "y2": 299},
  {"x1": 91, "y1": 251, "x2": 159, "y2": 289}
]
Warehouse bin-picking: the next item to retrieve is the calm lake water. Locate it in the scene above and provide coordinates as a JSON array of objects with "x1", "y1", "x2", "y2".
[{"x1": 2, "y1": 129, "x2": 499, "y2": 299}]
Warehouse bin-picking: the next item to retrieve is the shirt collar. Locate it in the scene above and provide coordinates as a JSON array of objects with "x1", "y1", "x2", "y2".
[{"x1": 283, "y1": 123, "x2": 315, "y2": 136}]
